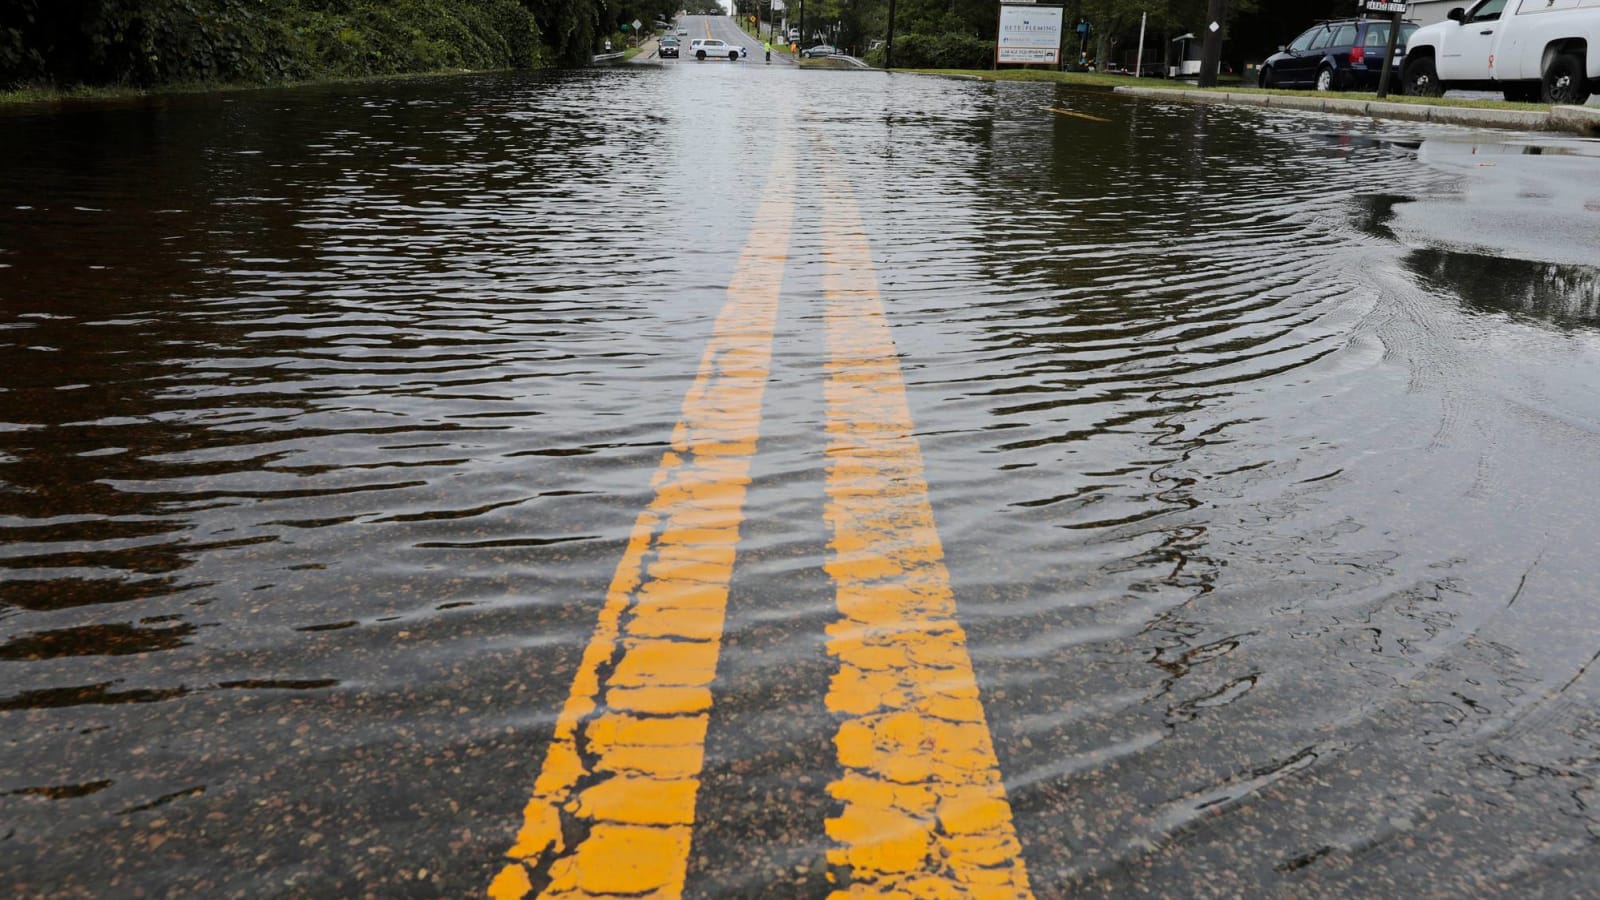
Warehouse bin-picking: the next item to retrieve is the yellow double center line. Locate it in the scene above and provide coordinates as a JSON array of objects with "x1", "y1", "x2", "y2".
[{"x1": 491, "y1": 148, "x2": 1031, "y2": 899}]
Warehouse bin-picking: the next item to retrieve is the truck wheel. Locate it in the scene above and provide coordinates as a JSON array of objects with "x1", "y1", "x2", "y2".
[
  {"x1": 696, "y1": 50, "x2": 706, "y2": 60},
  {"x1": 1316, "y1": 67, "x2": 1335, "y2": 92},
  {"x1": 1404, "y1": 57, "x2": 1443, "y2": 97},
  {"x1": 1542, "y1": 54, "x2": 1591, "y2": 105}
]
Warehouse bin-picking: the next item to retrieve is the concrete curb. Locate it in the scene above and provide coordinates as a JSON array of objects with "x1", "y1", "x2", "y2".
[
  {"x1": 1113, "y1": 86, "x2": 1595, "y2": 135},
  {"x1": 1550, "y1": 104, "x2": 1600, "y2": 136}
]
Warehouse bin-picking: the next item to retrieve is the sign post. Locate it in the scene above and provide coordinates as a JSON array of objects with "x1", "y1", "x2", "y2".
[
  {"x1": 1367, "y1": 0, "x2": 1408, "y2": 98},
  {"x1": 1135, "y1": 11, "x2": 1146, "y2": 78}
]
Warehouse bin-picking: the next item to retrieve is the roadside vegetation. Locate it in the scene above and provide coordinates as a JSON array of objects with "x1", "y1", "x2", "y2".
[
  {"x1": 0, "y1": 0, "x2": 680, "y2": 101},
  {"x1": 739, "y1": 0, "x2": 1261, "y2": 68}
]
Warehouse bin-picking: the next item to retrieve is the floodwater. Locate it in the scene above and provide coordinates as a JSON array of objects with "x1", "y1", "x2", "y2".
[{"x1": 6, "y1": 50, "x2": 1600, "y2": 897}]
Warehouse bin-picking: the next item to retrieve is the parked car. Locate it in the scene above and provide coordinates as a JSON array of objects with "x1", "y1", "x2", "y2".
[
  {"x1": 801, "y1": 44, "x2": 839, "y2": 58},
  {"x1": 659, "y1": 35, "x2": 680, "y2": 58},
  {"x1": 1259, "y1": 18, "x2": 1419, "y2": 92},
  {"x1": 787, "y1": 28, "x2": 800, "y2": 42},
  {"x1": 689, "y1": 38, "x2": 745, "y2": 60}
]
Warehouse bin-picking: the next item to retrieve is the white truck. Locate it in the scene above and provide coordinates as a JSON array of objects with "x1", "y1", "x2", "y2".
[
  {"x1": 689, "y1": 38, "x2": 746, "y2": 60},
  {"x1": 1403, "y1": 0, "x2": 1599, "y2": 103}
]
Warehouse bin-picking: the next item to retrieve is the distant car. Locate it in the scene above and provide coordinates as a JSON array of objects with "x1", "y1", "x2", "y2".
[
  {"x1": 1259, "y1": 18, "x2": 1419, "y2": 92},
  {"x1": 677, "y1": 27, "x2": 688, "y2": 36},
  {"x1": 690, "y1": 38, "x2": 745, "y2": 60},
  {"x1": 659, "y1": 36, "x2": 680, "y2": 58},
  {"x1": 801, "y1": 44, "x2": 838, "y2": 58},
  {"x1": 787, "y1": 28, "x2": 800, "y2": 42}
]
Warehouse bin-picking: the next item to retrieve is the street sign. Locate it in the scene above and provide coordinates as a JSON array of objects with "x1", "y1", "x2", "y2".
[
  {"x1": 632, "y1": 19, "x2": 643, "y2": 31},
  {"x1": 1364, "y1": 0, "x2": 1408, "y2": 12}
]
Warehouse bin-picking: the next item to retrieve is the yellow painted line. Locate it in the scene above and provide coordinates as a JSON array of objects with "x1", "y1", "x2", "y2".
[
  {"x1": 1044, "y1": 106, "x2": 1111, "y2": 123},
  {"x1": 489, "y1": 150, "x2": 794, "y2": 900},
  {"x1": 818, "y1": 182, "x2": 1034, "y2": 896}
]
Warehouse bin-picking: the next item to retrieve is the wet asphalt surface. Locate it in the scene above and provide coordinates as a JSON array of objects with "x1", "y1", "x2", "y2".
[{"x1": 6, "y1": 32, "x2": 1600, "y2": 896}]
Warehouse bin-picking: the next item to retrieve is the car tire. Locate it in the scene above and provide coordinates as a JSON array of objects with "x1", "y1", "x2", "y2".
[
  {"x1": 696, "y1": 50, "x2": 706, "y2": 60},
  {"x1": 1542, "y1": 53, "x2": 1591, "y2": 105},
  {"x1": 729, "y1": 51, "x2": 739, "y2": 60},
  {"x1": 1404, "y1": 57, "x2": 1443, "y2": 97},
  {"x1": 1315, "y1": 67, "x2": 1335, "y2": 92}
]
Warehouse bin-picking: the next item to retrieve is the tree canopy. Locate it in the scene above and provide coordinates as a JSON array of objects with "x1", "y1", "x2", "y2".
[{"x1": 1, "y1": 0, "x2": 679, "y2": 89}]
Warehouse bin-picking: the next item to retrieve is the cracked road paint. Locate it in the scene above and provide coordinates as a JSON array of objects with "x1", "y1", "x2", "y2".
[
  {"x1": 818, "y1": 181, "x2": 1034, "y2": 899},
  {"x1": 489, "y1": 152, "x2": 794, "y2": 900}
]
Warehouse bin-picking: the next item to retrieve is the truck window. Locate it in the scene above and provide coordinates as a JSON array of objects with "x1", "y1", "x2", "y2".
[{"x1": 1468, "y1": 0, "x2": 1509, "y2": 21}]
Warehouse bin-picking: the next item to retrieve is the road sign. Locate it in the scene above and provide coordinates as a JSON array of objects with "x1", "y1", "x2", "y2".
[
  {"x1": 632, "y1": 18, "x2": 643, "y2": 31},
  {"x1": 1365, "y1": 0, "x2": 1408, "y2": 12},
  {"x1": 996, "y1": 4, "x2": 1064, "y2": 66}
]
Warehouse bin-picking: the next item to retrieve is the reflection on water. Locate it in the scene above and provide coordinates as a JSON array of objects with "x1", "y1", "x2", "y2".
[
  {"x1": 5, "y1": 69, "x2": 1600, "y2": 895},
  {"x1": 1357, "y1": 191, "x2": 1600, "y2": 328},
  {"x1": 1413, "y1": 248, "x2": 1600, "y2": 325}
]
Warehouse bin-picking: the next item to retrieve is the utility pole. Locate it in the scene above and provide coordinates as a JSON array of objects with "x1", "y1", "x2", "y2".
[
  {"x1": 885, "y1": 0, "x2": 897, "y2": 67},
  {"x1": 1197, "y1": 0, "x2": 1225, "y2": 87},
  {"x1": 1375, "y1": 7, "x2": 1405, "y2": 98}
]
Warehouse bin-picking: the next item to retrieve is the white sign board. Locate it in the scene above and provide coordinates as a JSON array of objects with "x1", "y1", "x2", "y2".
[
  {"x1": 1364, "y1": 0, "x2": 1408, "y2": 11},
  {"x1": 996, "y1": 4, "x2": 1064, "y2": 65}
]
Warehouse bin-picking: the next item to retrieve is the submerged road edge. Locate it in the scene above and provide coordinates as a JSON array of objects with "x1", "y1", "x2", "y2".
[{"x1": 1114, "y1": 85, "x2": 1600, "y2": 135}]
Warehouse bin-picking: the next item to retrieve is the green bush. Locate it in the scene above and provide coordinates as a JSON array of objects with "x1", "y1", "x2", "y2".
[
  {"x1": 868, "y1": 32, "x2": 995, "y2": 69},
  {"x1": 0, "y1": 0, "x2": 545, "y2": 89}
]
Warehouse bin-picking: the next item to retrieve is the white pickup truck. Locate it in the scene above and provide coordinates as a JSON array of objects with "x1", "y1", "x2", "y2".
[{"x1": 1403, "y1": 0, "x2": 1599, "y2": 103}]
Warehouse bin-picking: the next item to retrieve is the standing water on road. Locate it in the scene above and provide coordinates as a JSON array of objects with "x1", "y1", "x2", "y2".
[{"x1": 5, "y1": 57, "x2": 1600, "y2": 897}]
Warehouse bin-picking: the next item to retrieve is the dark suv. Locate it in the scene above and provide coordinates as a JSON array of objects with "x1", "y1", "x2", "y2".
[{"x1": 1260, "y1": 18, "x2": 1419, "y2": 92}]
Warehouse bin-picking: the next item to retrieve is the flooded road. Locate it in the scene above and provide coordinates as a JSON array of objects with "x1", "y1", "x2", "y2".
[{"x1": 6, "y1": 42, "x2": 1600, "y2": 896}]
